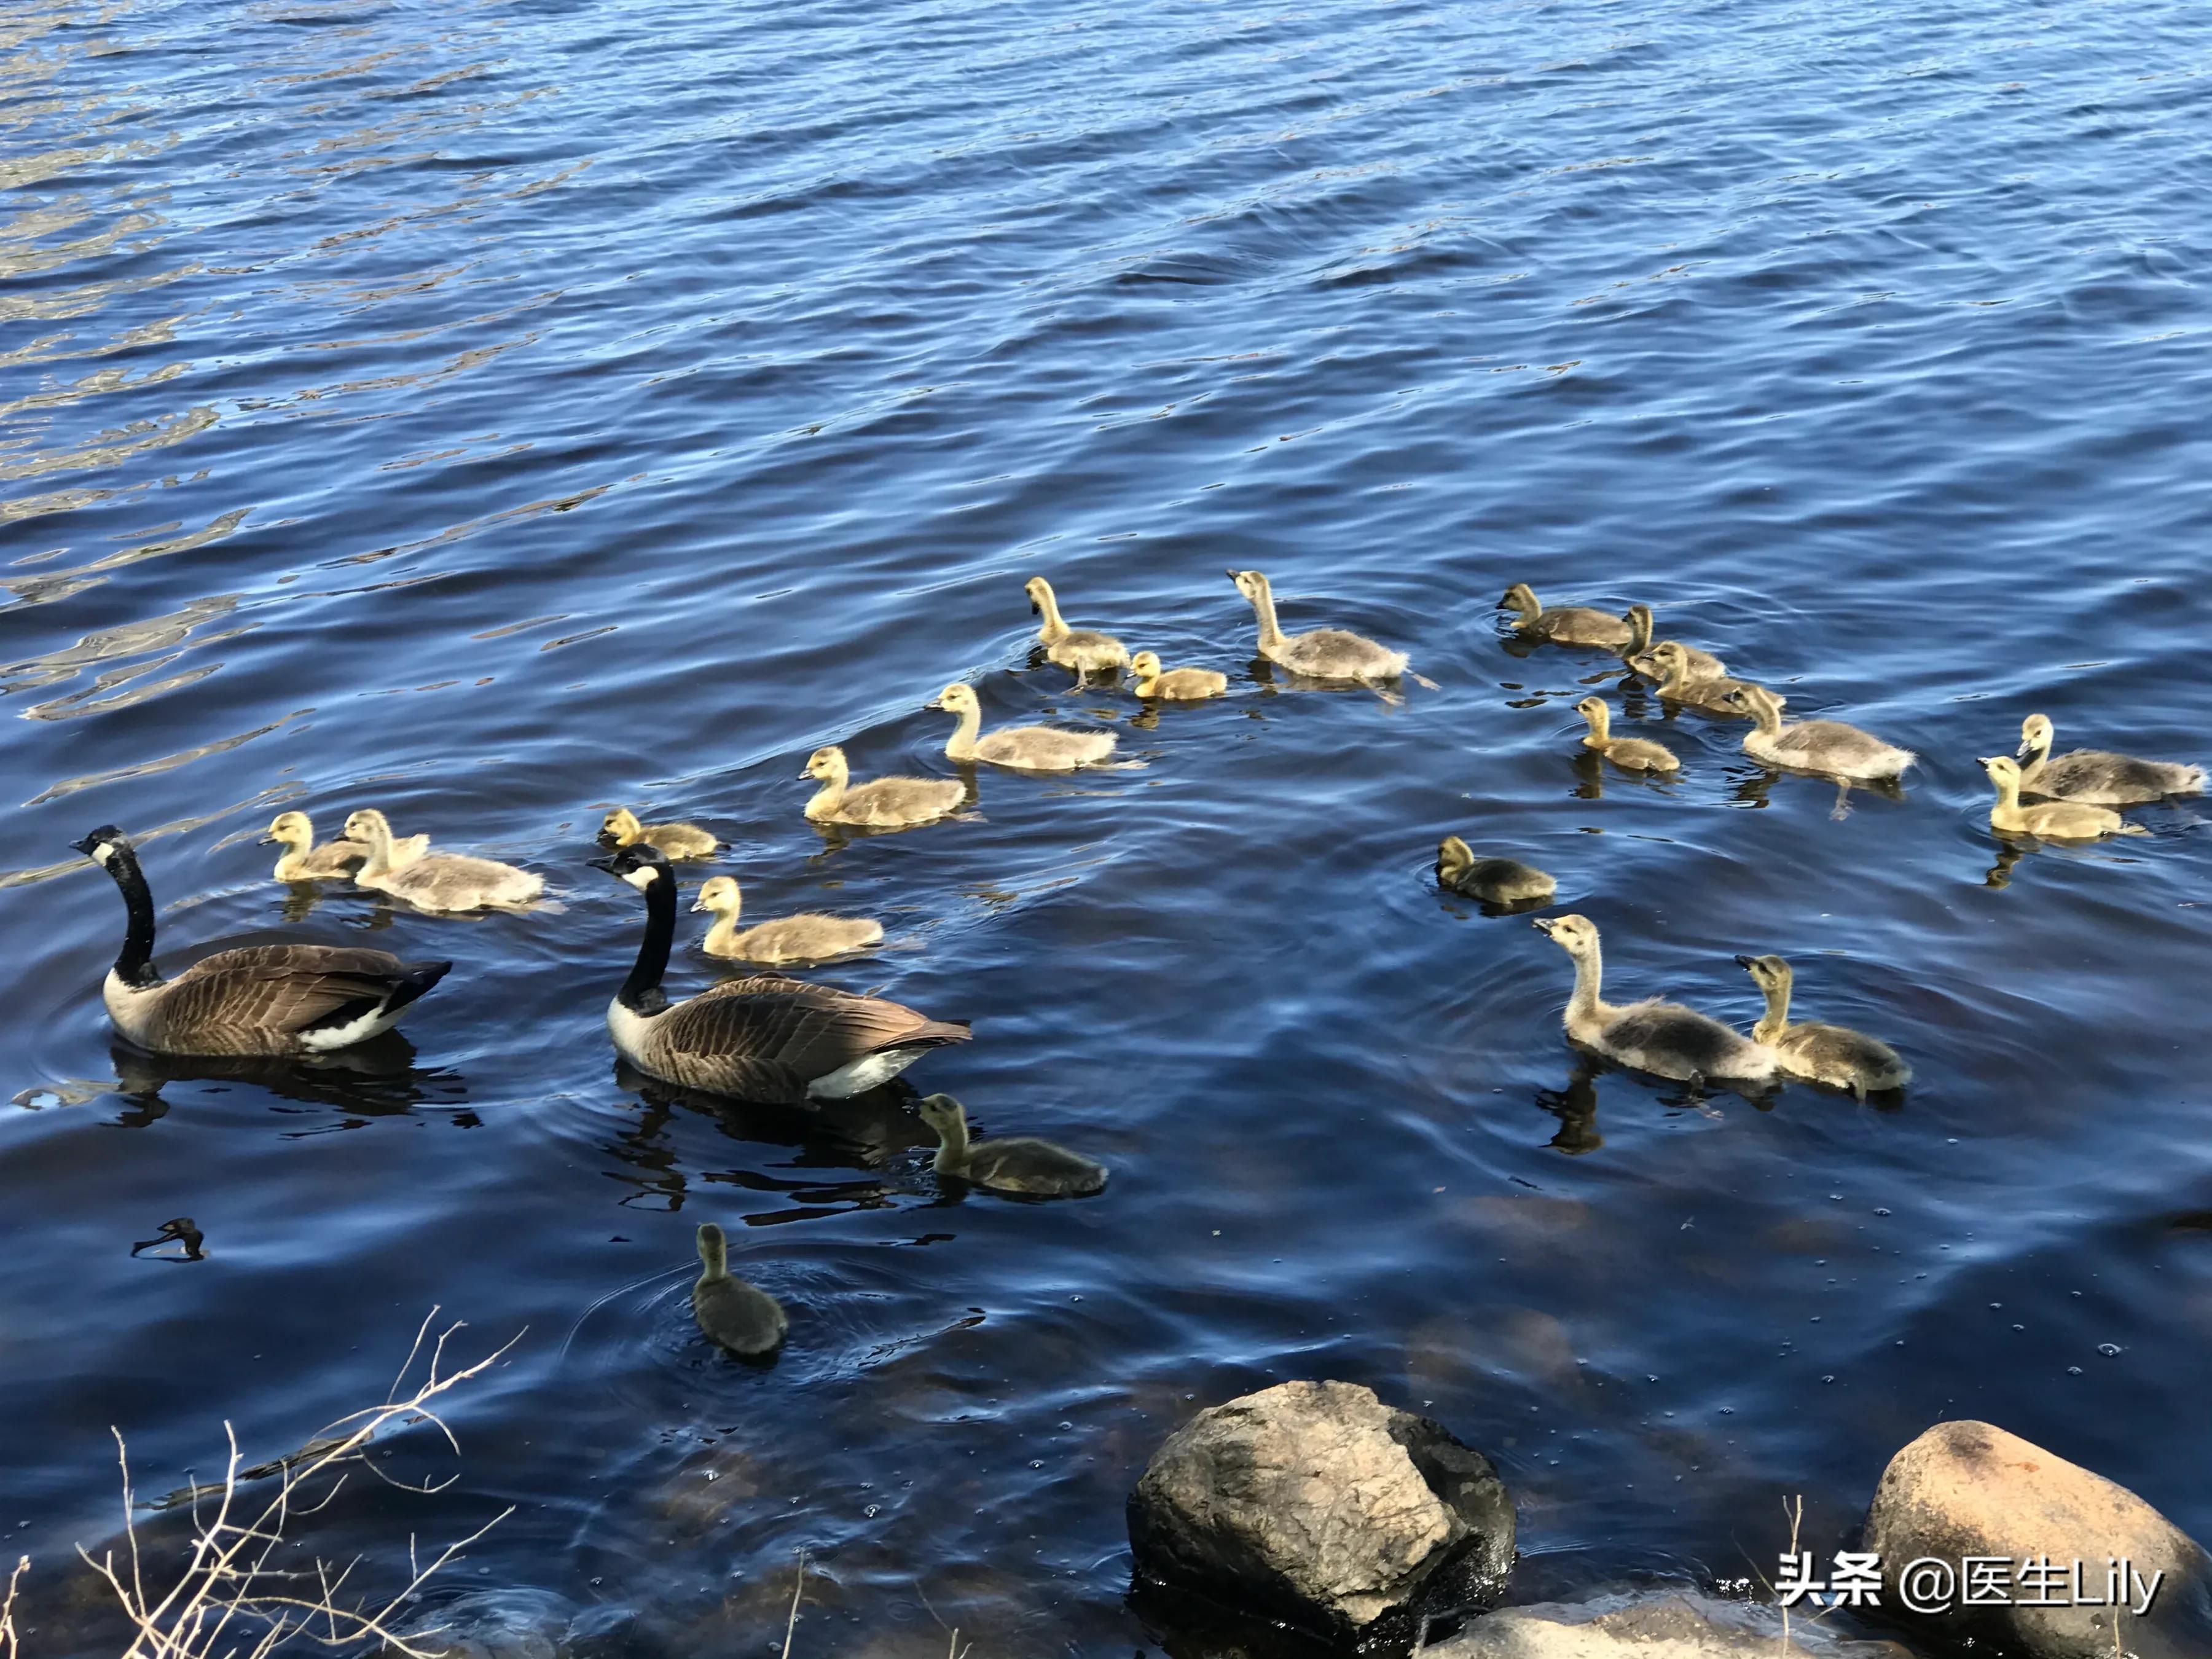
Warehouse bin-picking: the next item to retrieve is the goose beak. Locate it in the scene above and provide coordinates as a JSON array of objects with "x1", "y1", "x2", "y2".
[
  {"x1": 586, "y1": 855, "x2": 618, "y2": 875},
  {"x1": 69, "y1": 833, "x2": 102, "y2": 856},
  {"x1": 1733, "y1": 954, "x2": 1755, "y2": 968}
]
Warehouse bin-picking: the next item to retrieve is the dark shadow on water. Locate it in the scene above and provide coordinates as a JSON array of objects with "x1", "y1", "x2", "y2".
[{"x1": 101, "y1": 1034, "x2": 466, "y2": 1128}]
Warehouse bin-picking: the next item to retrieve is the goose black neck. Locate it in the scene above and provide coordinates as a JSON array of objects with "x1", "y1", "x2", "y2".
[
  {"x1": 104, "y1": 847, "x2": 160, "y2": 988},
  {"x1": 619, "y1": 868, "x2": 676, "y2": 1014}
]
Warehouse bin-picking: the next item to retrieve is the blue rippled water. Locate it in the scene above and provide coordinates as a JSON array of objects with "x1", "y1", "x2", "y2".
[{"x1": 5, "y1": 0, "x2": 2211, "y2": 1652}]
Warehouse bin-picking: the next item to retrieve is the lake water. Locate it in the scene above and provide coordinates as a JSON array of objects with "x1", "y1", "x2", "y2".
[{"x1": 5, "y1": 0, "x2": 2210, "y2": 1653}]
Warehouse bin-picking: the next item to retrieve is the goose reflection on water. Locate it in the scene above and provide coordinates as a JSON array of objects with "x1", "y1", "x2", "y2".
[{"x1": 101, "y1": 1033, "x2": 468, "y2": 1129}]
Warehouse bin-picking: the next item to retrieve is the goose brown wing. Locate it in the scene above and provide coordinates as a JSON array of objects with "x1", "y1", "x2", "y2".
[
  {"x1": 160, "y1": 946, "x2": 414, "y2": 1046},
  {"x1": 656, "y1": 976, "x2": 970, "y2": 1098}
]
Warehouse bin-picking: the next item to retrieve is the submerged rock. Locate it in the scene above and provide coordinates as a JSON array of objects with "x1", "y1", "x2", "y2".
[
  {"x1": 1864, "y1": 1419, "x2": 2212, "y2": 1659},
  {"x1": 1127, "y1": 1379, "x2": 1514, "y2": 1645},
  {"x1": 1426, "y1": 1591, "x2": 1912, "y2": 1656}
]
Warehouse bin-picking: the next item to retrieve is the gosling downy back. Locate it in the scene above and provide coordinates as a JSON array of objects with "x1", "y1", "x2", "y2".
[
  {"x1": 1533, "y1": 912, "x2": 1776, "y2": 1085},
  {"x1": 1735, "y1": 953, "x2": 1910, "y2": 1099},
  {"x1": 1499, "y1": 582, "x2": 1634, "y2": 648},
  {"x1": 916, "y1": 1093, "x2": 1107, "y2": 1197},
  {"x1": 1980, "y1": 755, "x2": 2144, "y2": 840},
  {"x1": 1726, "y1": 684, "x2": 1913, "y2": 782},
  {"x1": 603, "y1": 807, "x2": 720, "y2": 859},
  {"x1": 928, "y1": 683, "x2": 1117, "y2": 771},
  {"x1": 801, "y1": 745, "x2": 965, "y2": 827},
  {"x1": 1228, "y1": 568, "x2": 1410, "y2": 684},
  {"x1": 2016, "y1": 713, "x2": 2203, "y2": 804},
  {"x1": 1435, "y1": 835, "x2": 1555, "y2": 905},
  {"x1": 1024, "y1": 576, "x2": 1128, "y2": 681},
  {"x1": 344, "y1": 809, "x2": 543, "y2": 911},
  {"x1": 692, "y1": 1222, "x2": 786, "y2": 1356},
  {"x1": 692, "y1": 874, "x2": 885, "y2": 964},
  {"x1": 1129, "y1": 651, "x2": 1227, "y2": 700}
]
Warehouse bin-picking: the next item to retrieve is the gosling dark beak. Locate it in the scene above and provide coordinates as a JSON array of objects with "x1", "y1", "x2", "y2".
[
  {"x1": 796, "y1": 765, "x2": 815, "y2": 780},
  {"x1": 257, "y1": 833, "x2": 278, "y2": 846},
  {"x1": 587, "y1": 855, "x2": 619, "y2": 874},
  {"x1": 1977, "y1": 756, "x2": 1998, "y2": 768},
  {"x1": 1531, "y1": 917, "x2": 1556, "y2": 936},
  {"x1": 1733, "y1": 954, "x2": 1755, "y2": 969},
  {"x1": 925, "y1": 696, "x2": 945, "y2": 710},
  {"x1": 2014, "y1": 739, "x2": 2034, "y2": 759}
]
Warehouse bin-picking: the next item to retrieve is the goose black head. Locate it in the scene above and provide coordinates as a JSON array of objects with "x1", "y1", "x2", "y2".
[
  {"x1": 590, "y1": 841, "x2": 670, "y2": 892},
  {"x1": 72, "y1": 825, "x2": 131, "y2": 864}
]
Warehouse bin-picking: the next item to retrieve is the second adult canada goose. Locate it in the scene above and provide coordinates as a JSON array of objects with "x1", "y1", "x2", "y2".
[
  {"x1": 1435, "y1": 836, "x2": 1556, "y2": 904},
  {"x1": 261, "y1": 811, "x2": 370, "y2": 882},
  {"x1": 799, "y1": 745, "x2": 963, "y2": 828},
  {"x1": 1735, "y1": 954, "x2": 1911, "y2": 1099},
  {"x1": 1980, "y1": 755, "x2": 2146, "y2": 841},
  {"x1": 73, "y1": 826, "x2": 450, "y2": 1056},
  {"x1": 1575, "y1": 697, "x2": 1679, "y2": 772},
  {"x1": 593, "y1": 842, "x2": 970, "y2": 1103},
  {"x1": 2016, "y1": 713, "x2": 2204, "y2": 804},
  {"x1": 1723, "y1": 683, "x2": 1915, "y2": 782},
  {"x1": 1228, "y1": 569, "x2": 1413, "y2": 685},
  {"x1": 916, "y1": 1094, "x2": 1107, "y2": 1196},
  {"x1": 1025, "y1": 576, "x2": 1128, "y2": 685},
  {"x1": 602, "y1": 807, "x2": 719, "y2": 860},
  {"x1": 1645, "y1": 643, "x2": 1779, "y2": 716},
  {"x1": 1129, "y1": 651, "x2": 1227, "y2": 700},
  {"x1": 692, "y1": 875, "x2": 884, "y2": 964},
  {"x1": 1622, "y1": 606, "x2": 1726, "y2": 681},
  {"x1": 928, "y1": 683, "x2": 1117, "y2": 770},
  {"x1": 344, "y1": 809, "x2": 543, "y2": 912},
  {"x1": 1533, "y1": 914, "x2": 1778, "y2": 1085},
  {"x1": 1500, "y1": 583, "x2": 1633, "y2": 648},
  {"x1": 692, "y1": 1222, "x2": 786, "y2": 1356}
]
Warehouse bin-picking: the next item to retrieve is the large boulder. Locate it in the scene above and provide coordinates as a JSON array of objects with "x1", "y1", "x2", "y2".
[
  {"x1": 1864, "y1": 1420, "x2": 2212, "y2": 1659},
  {"x1": 1427, "y1": 1591, "x2": 1913, "y2": 1656},
  {"x1": 1126, "y1": 1379, "x2": 1514, "y2": 1644}
]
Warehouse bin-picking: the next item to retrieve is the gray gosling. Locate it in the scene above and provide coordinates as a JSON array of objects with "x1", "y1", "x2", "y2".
[
  {"x1": 603, "y1": 807, "x2": 718, "y2": 860},
  {"x1": 74, "y1": 826, "x2": 449, "y2": 1056},
  {"x1": 1622, "y1": 605, "x2": 1725, "y2": 681},
  {"x1": 1129, "y1": 650, "x2": 1226, "y2": 700},
  {"x1": 800, "y1": 745, "x2": 963, "y2": 828},
  {"x1": 1575, "y1": 696, "x2": 1679, "y2": 772},
  {"x1": 1645, "y1": 642, "x2": 1781, "y2": 716},
  {"x1": 1436, "y1": 836, "x2": 1555, "y2": 904},
  {"x1": 2017, "y1": 713, "x2": 2203, "y2": 804},
  {"x1": 1500, "y1": 582, "x2": 1633, "y2": 648},
  {"x1": 917, "y1": 1094, "x2": 1107, "y2": 1197},
  {"x1": 693, "y1": 875, "x2": 884, "y2": 964},
  {"x1": 691, "y1": 1223, "x2": 786, "y2": 1356},
  {"x1": 1723, "y1": 683, "x2": 1913, "y2": 782},
  {"x1": 1534, "y1": 914, "x2": 1779, "y2": 1085},
  {"x1": 1736, "y1": 954, "x2": 1911, "y2": 1099},
  {"x1": 1228, "y1": 568, "x2": 1414, "y2": 685},
  {"x1": 264, "y1": 810, "x2": 374, "y2": 881},
  {"x1": 929, "y1": 682, "x2": 1116, "y2": 771},
  {"x1": 345, "y1": 809, "x2": 542, "y2": 911},
  {"x1": 1981, "y1": 755, "x2": 2146, "y2": 841},
  {"x1": 1026, "y1": 576, "x2": 1128, "y2": 686}
]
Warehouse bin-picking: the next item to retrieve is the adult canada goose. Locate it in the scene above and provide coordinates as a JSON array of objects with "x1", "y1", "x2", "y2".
[
  {"x1": 73, "y1": 826, "x2": 450, "y2": 1056},
  {"x1": 593, "y1": 842, "x2": 970, "y2": 1102},
  {"x1": 1575, "y1": 697, "x2": 1679, "y2": 772},
  {"x1": 1722, "y1": 683, "x2": 1914, "y2": 782},
  {"x1": 1533, "y1": 914, "x2": 1778, "y2": 1085},
  {"x1": 916, "y1": 1094, "x2": 1107, "y2": 1196},
  {"x1": 602, "y1": 807, "x2": 718, "y2": 860},
  {"x1": 1645, "y1": 643, "x2": 1779, "y2": 716},
  {"x1": 1980, "y1": 755, "x2": 2146, "y2": 841},
  {"x1": 928, "y1": 683, "x2": 1117, "y2": 770},
  {"x1": 692, "y1": 875, "x2": 884, "y2": 964},
  {"x1": 1227, "y1": 569, "x2": 1421, "y2": 686},
  {"x1": 1621, "y1": 606, "x2": 1725, "y2": 681},
  {"x1": 1025, "y1": 576, "x2": 1128, "y2": 685},
  {"x1": 2016, "y1": 713, "x2": 2203, "y2": 804},
  {"x1": 343, "y1": 809, "x2": 543, "y2": 912},
  {"x1": 261, "y1": 811, "x2": 377, "y2": 882},
  {"x1": 799, "y1": 745, "x2": 963, "y2": 828},
  {"x1": 1500, "y1": 583, "x2": 1634, "y2": 648},
  {"x1": 1435, "y1": 836, "x2": 1555, "y2": 904},
  {"x1": 1129, "y1": 651, "x2": 1227, "y2": 700},
  {"x1": 1735, "y1": 954, "x2": 1910, "y2": 1099},
  {"x1": 691, "y1": 1222, "x2": 786, "y2": 1355}
]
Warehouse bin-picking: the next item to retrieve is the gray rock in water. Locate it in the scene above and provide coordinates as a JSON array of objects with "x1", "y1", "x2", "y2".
[
  {"x1": 1127, "y1": 1379, "x2": 1514, "y2": 1644},
  {"x1": 1425, "y1": 1591, "x2": 1914, "y2": 1656},
  {"x1": 1864, "y1": 1420, "x2": 2212, "y2": 1659}
]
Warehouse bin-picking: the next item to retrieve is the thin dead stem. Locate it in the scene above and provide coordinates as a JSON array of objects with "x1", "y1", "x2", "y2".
[
  {"x1": 76, "y1": 1310, "x2": 519, "y2": 1659},
  {"x1": 2, "y1": 1555, "x2": 29, "y2": 1659},
  {"x1": 1781, "y1": 1493, "x2": 1802, "y2": 1653},
  {"x1": 779, "y1": 1551, "x2": 807, "y2": 1659}
]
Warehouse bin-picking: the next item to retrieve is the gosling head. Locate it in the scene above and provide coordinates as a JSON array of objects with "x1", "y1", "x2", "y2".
[
  {"x1": 1573, "y1": 695, "x2": 1609, "y2": 727},
  {"x1": 1649, "y1": 641, "x2": 1690, "y2": 676},
  {"x1": 1129, "y1": 651, "x2": 1163, "y2": 678},
  {"x1": 915, "y1": 1092, "x2": 967, "y2": 1136},
  {"x1": 1734, "y1": 953, "x2": 1793, "y2": 994},
  {"x1": 1980, "y1": 755, "x2": 2023, "y2": 789},
  {"x1": 601, "y1": 807, "x2": 644, "y2": 845},
  {"x1": 589, "y1": 840, "x2": 670, "y2": 893},
  {"x1": 927, "y1": 683, "x2": 980, "y2": 715},
  {"x1": 1227, "y1": 568, "x2": 1270, "y2": 603},
  {"x1": 342, "y1": 808, "x2": 392, "y2": 844},
  {"x1": 1023, "y1": 575, "x2": 1053, "y2": 616},
  {"x1": 1500, "y1": 582, "x2": 1539, "y2": 615},
  {"x1": 2018, "y1": 713, "x2": 2054, "y2": 759},
  {"x1": 1532, "y1": 912, "x2": 1599, "y2": 955},
  {"x1": 1436, "y1": 834, "x2": 1473, "y2": 883},
  {"x1": 695, "y1": 1222, "x2": 726, "y2": 1269},
  {"x1": 1720, "y1": 682, "x2": 1777, "y2": 720},
  {"x1": 262, "y1": 810, "x2": 314, "y2": 848},
  {"x1": 691, "y1": 874, "x2": 740, "y2": 916},
  {"x1": 801, "y1": 745, "x2": 848, "y2": 784},
  {"x1": 71, "y1": 824, "x2": 133, "y2": 868}
]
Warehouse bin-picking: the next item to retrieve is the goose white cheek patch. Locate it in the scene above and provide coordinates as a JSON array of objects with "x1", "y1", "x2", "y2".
[{"x1": 621, "y1": 866, "x2": 660, "y2": 892}]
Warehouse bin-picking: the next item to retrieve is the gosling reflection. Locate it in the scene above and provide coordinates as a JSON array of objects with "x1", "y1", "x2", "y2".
[
  {"x1": 691, "y1": 1222, "x2": 786, "y2": 1358},
  {"x1": 1533, "y1": 1061, "x2": 1603, "y2": 1155},
  {"x1": 131, "y1": 1218, "x2": 205, "y2": 1261},
  {"x1": 916, "y1": 1094, "x2": 1107, "y2": 1198}
]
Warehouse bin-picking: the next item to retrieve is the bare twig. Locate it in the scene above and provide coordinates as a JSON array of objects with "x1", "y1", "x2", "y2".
[
  {"x1": 1781, "y1": 1493, "x2": 1802, "y2": 1653},
  {"x1": 1, "y1": 1555, "x2": 29, "y2": 1659},
  {"x1": 779, "y1": 1550, "x2": 807, "y2": 1659}
]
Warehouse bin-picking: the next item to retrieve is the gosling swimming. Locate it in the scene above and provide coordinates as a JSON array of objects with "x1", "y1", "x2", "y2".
[
  {"x1": 1981, "y1": 755, "x2": 2146, "y2": 841},
  {"x1": 1736, "y1": 954, "x2": 1910, "y2": 1099},
  {"x1": 1025, "y1": 576, "x2": 1128, "y2": 686},
  {"x1": 1723, "y1": 683, "x2": 1914, "y2": 782},
  {"x1": 1228, "y1": 568, "x2": 1418, "y2": 687},
  {"x1": 2016, "y1": 713, "x2": 2203, "y2": 804},
  {"x1": 1622, "y1": 606, "x2": 1725, "y2": 681},
  {"x1": 693, "y1": 875, "x2": 884, "y2": 965},
  {"x1": 1575, "y1": 696, "x2": 1679, "y2": 772},
  {"x1": 1645, "y1": 642, "x2": 1778, "y2": 716},
  {"x1": 602, "y1": 807, "x2": 718, "y2": 860},
  {"x1": 928, "y1": 683, "x2": 1117, "y2": 771},
  {"x1": 1534, "y1": 914, "x2": 1778, "y2": 1086},
  {"x1": 261, "y1": 811, "x2": 372, "y2": 882},
  {"x1": 691, "y1": 1223, "x2": 786, "y2": 1356},
  {"x1": 344, "y1": 809, "x2": 543, "y2": 912},
  {"x1": 800, "y1": 745, "x2": 963, "y2": 828},
  {"x1": 1435, "y1": 836, "x2": 1555, "y2": 906},
  {"x1": 1500, "y1": 583, "x2": 1634, "y2": 648},
  {"x1": 1129, "y1": 651, "x2": 1226, "y2": 700},
  {"x1": 916, "y1": 1094, "x2": 1107, "y2": 1197}
]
